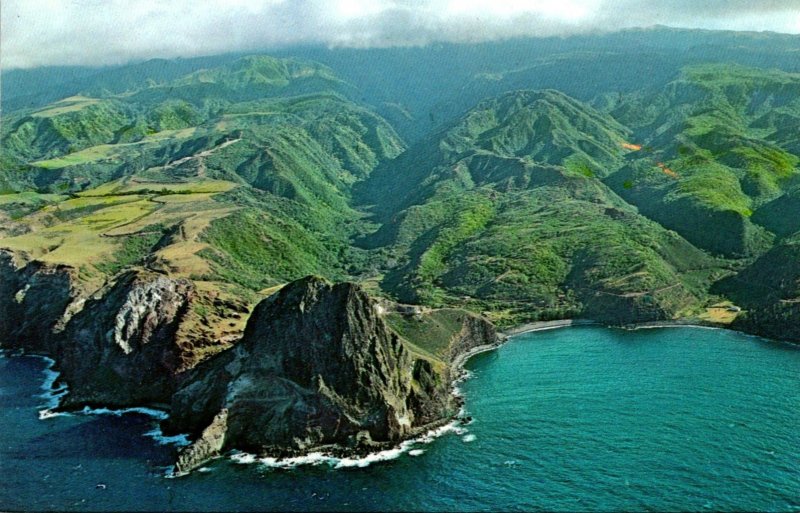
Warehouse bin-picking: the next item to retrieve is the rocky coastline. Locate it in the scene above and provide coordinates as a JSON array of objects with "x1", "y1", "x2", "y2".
[
  {"x1": 166, "y1": 276, "x2": 499, "y2": 473},
  {"x1": 0, "y1": 251, "x2": 500, "y2": 473},
  {"x1": 1, "y1": 246, "x2": 796, "y2": 475}
]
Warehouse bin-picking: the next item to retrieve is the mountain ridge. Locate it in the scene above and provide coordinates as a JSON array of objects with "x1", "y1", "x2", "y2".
[{"x1": 2, "y1": 33, "x2": 800, "y2": 471}]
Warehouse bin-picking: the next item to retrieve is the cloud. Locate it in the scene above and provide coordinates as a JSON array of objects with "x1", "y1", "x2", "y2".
[{"x1": 2, "y1": 0, "x2": 799, "y2": 69}]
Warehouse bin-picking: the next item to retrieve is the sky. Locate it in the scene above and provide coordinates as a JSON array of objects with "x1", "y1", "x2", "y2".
[{"x1": 2, "y1": 0, "x2": 799, "y2": 69}]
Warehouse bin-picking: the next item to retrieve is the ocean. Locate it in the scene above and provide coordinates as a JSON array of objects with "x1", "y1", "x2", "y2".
[{"x1": 2, "y1": 326, "x2": 799, "y2": 511}]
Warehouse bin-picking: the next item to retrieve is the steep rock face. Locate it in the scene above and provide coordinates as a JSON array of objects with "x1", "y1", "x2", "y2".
[
  {"x1": 0, "y1": 251, "x2": 20, "y2": 342},
  {"x1": 446, "y1": 315, "x2": 502, "y2": 363},
  {"x1": 0, "y1": 251, "x2": 77, "y2": 352},
  {"x1": 168, "y1": 276, "x2": 497, "y2": 473},
  {"x1": 175, "y1": 410, "x2": 230, "y2": 474},
  {"x1": 169, "y1": 276, "x2": 417, "y2": 462},
  {"x1": 0, "y1": 252, "x2": 197, "y2": 408},
  {"x1": 56, "y1": 270, "x2": 194, "y2": 408}
]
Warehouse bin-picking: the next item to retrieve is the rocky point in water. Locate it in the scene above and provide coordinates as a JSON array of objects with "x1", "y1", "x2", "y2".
[
  {"x1": 1, "y1": 246, "x2": 497, "y2": 473},
  {"x1": 165, "y1": 276, "x2": 497, "y2": 473}
]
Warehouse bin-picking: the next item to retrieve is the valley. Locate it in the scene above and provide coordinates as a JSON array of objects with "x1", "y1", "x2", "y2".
[{"x1": 1, "y1": 27, "x2": 799, "y2": 472}]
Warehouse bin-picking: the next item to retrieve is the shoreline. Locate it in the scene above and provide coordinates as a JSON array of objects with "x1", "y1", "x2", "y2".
[
  {"x1": 449, "y1": 341, "x2": 504, "y2": 378},
  {"x1": 499, "y1": 318, "x2": 736, "y2": 342},
  {"x1": 193, "y1": 329, "x2": 513, "y2": 474},
  {"x1": 500, "y1": 318, "x2": 598, "y2": 338},
  {"x1": 14, "y1": 316, "x2": 796, "y2": 476},
  {"x1": 499, "y1": 317, "x2": 799, "y2": 348},
  {"x1": 448, "y1": 319, "x2": 600, "y2": 399}
]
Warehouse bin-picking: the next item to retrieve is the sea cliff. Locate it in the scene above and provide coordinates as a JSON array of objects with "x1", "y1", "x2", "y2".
[
  {"x1": 0, "y1": 253, "x2": 498, "y2": 472},
  {"x1": 0, "y1": 250, "x2": 215, "y2": 407},
  {"x1": 2, "y1": 245, "x2": 797, "y2": 474},
  {"x1": 166, "y1": 276, "x2": 498, "y2": 473}
]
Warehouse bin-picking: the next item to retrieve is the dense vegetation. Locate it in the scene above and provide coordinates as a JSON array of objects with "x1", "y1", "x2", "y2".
[
  {"x1": 1, "y1": 27, "x2": 798, "y2": 338},
  {"x1": 603, "y1": 64, "x2": 800, "y2": 257},
  {"x1": 358, "y1": 90, "x2": 721, "y2": 324}
]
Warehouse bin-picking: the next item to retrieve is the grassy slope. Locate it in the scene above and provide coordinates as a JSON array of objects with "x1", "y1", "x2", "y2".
[
  {"x1": 358, "y1": 90, "x2": 721, "y2": 326},
  {"x1": 604, "y1": 64, "x2": 800, "y2": 257},
  {"x1": 383, "y1": 309, "x2": 470, "y2": 362},
  {"x1": 0, "y1": 56, "x2": 406, "y2": 360},
  {"x1": 2, "y1": 51, "x2": 799, "y2": 340}
]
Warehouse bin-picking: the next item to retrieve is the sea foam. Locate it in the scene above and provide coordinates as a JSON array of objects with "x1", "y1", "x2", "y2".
[
  {"x1": 37, "y1": 356, "x2": 69, "y2": 416},
  {"x1": 81, "y1": 405, "x2": 169, "y2": 420},
  {"x1": 226, "y1": 420, "x2": 464, "y2": 471},
  {"x1": 143, "y1": 427, "x2": 191, "y2": 447},
  {"x1": 230, "y1": 452, "x2": 257, "y2": 465},
  {"x1": 22, "y1": 353, "x2": 191, "y2": 455},
  {"x1": 81, "y1": 406, "x2": 190, "y2": 447},
  {"x1": 38, "y1": 408, "x2": 69, "y2": 420}
]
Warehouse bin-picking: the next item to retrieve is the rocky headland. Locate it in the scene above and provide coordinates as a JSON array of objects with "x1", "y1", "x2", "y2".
[
  {"x1": 1, "y1": 242, "x2": 795, "y2": 475},
  {"x1": 0, "y1": 251, "x2": 498, "y2": 473},
  {"x1": 166, "y1": 276, "x2": 498, "y2": 473}
]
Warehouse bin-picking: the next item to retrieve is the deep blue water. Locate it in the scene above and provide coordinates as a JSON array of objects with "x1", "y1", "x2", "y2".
[{"x1": 2, "y1": 326, "x2": 799, "y2": 512}]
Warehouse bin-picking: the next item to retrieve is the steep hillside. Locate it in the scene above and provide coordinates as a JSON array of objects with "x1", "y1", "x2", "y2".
[
  {"x1": 3, "y1": 48, "x2": 799, "y2": 347},
  {"x1": 0, "y1": 57, "x2": 405, "y2": 351},
  {"x1": 604, "y1": 64, "x2": 800, "y2": 257},
  {"x1": 359, "y1": 90, "x2": 721, "y2": 325},
  {"x1": 713, "y1": 232, "x2": 800, "y2": 342},
  {"x1": 3, "y1": 40, "x2": 800, "y2": 468},
  {"x1": 362, "y1": 90, "x2": 631, "y2": 218},
  {"x1": 752, "y1": 184, "x2": 800, "y2": 238},
  {"x1": 8, "y1": 28, "x2": 800, "y2": 143},
  {"x1": 283, "y1": 28, "x2": 800, "y2": 142},
  {"x1": 0, "y1": 56, "x2": 363, "y2": 192}
]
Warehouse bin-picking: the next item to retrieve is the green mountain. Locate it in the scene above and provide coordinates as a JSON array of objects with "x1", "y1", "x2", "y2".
[
  {"x1": 714, "y1": 232, "x2": 800, "y2": 341},
  {"x1": 0, "y1": 56, "x2": 405, "y2": 351},
  {"x1": 0, "y1": 56, "x2": 352, "y2": 165},
  {"x1": 357, "y1": 90, "x2": 719, "y2": 325},
  {"x1": 5, "y1": 31, "x2": 800, "y2": 468},
  {"x1": 604, "y1": 64, "x2": 800, "y2": 257},
  {"x1": 2, "y1": 32, "x2": 800, "y2": 344}
]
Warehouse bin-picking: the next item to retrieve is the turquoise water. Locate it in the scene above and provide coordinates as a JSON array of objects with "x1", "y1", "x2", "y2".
[{"x1": 2, "y1": 326, "x2": 799, "y2": 511}]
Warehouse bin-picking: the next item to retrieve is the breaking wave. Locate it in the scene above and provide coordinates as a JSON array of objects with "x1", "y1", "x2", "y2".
[
  {"x1": 81, "y1": 405, "x2": 169, "y2": 421},
  {"x1": 27, "y1": 356, "x2": 190, "y2": 448},
  {"x1": 229, "y1": 421, "x2": 465, "y2": 471},
  {"x1": 37, "y1": 356, "x2": 68, "y2": 419},
  {"x1": 143, "y1": 426, "x2": 191, "y2": 447}
]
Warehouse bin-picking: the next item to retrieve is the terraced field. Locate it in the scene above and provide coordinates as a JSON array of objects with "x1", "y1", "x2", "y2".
[
  {"x1": 0, "y1": 179, "x2": 238, "y2": 281},
  {"x1": 31, "y1": 127, "x2": 200, "y2": 169}
]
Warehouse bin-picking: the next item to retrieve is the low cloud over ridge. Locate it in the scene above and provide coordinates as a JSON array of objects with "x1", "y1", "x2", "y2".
[{"x1": 2, "y1": 0, "x2": 799, "y2": 69}]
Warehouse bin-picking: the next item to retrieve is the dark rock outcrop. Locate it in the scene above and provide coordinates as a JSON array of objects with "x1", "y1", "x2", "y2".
[
  {"x1": 167, "y1": 276, "x2": 497, "y2": 473},
  {"x1": 2, "y1": 253, "x2": 496, "y2": 473},
  {"x1": 0, "y1": 251, "x2": 77, "y2": 352},
  {"x1": 56, "y1": 270, "x2": 194, "y2": 408},
  {"x1": 0, "y1": 250, "x2": 196, "y2": 408},
  {"x1": 0, "y1": 250, "x2": 21, "y2": 343}
]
